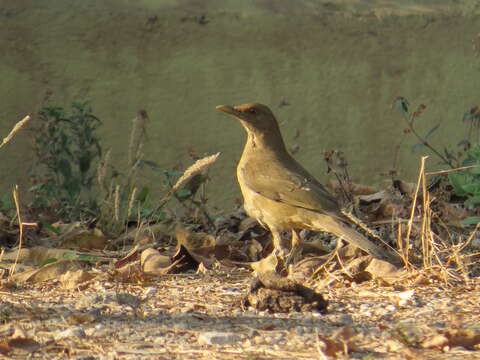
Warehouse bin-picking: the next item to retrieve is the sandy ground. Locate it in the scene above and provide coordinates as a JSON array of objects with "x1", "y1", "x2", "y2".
[{"x1": 2, "y1": 270, "x2": 480, "y2": 359}]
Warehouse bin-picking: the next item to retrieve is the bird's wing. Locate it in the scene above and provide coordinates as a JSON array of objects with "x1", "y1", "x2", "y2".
[{"x1": 240, "y1": 153, "x2": 343, "y2": 219}]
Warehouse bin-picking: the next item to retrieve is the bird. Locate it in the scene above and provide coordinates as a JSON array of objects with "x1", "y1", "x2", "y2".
[{"x1": 216, "y1": 103, "x2": 401, "y2": 266}]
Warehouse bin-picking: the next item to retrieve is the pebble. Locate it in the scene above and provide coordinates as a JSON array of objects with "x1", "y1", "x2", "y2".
[
  {"x1": 55, "y1": 327, "x2": 86, "y2": 340},
  {"x1": 336, "y1": 314, "x2": 354, "y2": 325},
  {"x1": 144, "y1": 287, "x2": 157, "y2": 296},
  {"x1": 85, "y1": 324, "x2": 106, "y2": 337},
  {"x1": 198, "y1": 331, "x2": 242, "y2": 345}
]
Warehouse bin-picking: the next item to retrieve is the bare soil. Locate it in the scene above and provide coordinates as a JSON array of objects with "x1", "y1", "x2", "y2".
[{"x1": 2, "y1": 269, "x2": 480, "y2": 359}]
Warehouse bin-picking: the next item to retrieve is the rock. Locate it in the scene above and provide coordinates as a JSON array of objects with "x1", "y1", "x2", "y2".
[
  {"x1": 55, "y1": 327, "x2": 86, "y2": 340},
  {"x1": 198, "y1": 331, "x2": 242, "y2": 345}
]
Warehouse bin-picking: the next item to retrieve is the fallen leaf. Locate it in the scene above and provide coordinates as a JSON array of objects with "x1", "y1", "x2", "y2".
[
  {"x1": 365, "y1": 258, "x2": 404, "y2": 284},
  {"x1": 141, "y1": 248, "x2": 172, "y2": 273},
  {"x1": 60, "y1": 269, "x2": 95, "y2": 289},
  {"x1": 12, "y1": 260, "x2": 83, "y2": 283}
]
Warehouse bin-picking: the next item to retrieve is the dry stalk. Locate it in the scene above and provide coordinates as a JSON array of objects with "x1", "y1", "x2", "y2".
[
  {"x1": 114, "y1": 184, "x2": 120, "y2": 222},
  {"x1": 128, "y1": 110, "x2": 147, "y2": 169},
  {"x1": 405, "y1": 156, "x2": 428, "y2": 258},
  {"x1": 0, "y1": 115, "x2": 31, "y2": 149},
  {"x1": 97, "y1": 148, "x2": 112, "y2": 193},
  {"x1": 425, "y1": 165, "x2": 479, "y2": 176},
  {"x1": 9, "y1": 186, "x2": 22, "y2": 278},
  {"x1": 172, "y1": 152, "x2": 220, "y2": 191},
  {"x1": 127, "y1": 186, "x2": 137, "y2": 221},
  {"x1": 420, "y1": 159, "x2": 432, "y2": 267}
]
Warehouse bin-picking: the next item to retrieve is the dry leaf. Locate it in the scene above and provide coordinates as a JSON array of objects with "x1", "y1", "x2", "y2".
[
  {"x1": 8, "y1": 329, "x2": 40, "y2": 353},
  {"x1": 66, "y1": 312, "x2": 97, "y2": 325},
  {"x1": 365, "y1": 258, "x2": 404, "y2": 284},
  {"x1": 422, "y1": 328, "x2": 480, "y2": 349},
  {"x1": 317, "y1": 326, "x2": 359, "y2": 357},
  {"x1": 446, "y1": 328, "x2": 480, "y2": 348},
  {"x1": 115, "y1": 260, "x2": 142, "y2": 279},
  {"x1": 0, "y1": 341, "x2": 11, "y2": 355},
  {"x1": 141, "y1": 248, "x2": 172, "y2": 273},
  {"x1": 60, "y1": 269, "x2": 95, "y2": 289},
  {"x1": 62, "y1": 230, "x2": 107, "y2": 250},
  {"x1": 175, "y1": 228, "x2": 218, "y2": 268},
  {"x1": 114, "y1": 244, "x2": 140, "y2": 268},
  {"x1": 12, "y1": 260, "x2": 83, "y2": 283}
]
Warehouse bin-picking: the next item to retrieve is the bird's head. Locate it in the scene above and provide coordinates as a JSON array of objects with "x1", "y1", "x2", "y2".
[{"x1": 216, "y1": 103, "x2": 278, "y2": 134}]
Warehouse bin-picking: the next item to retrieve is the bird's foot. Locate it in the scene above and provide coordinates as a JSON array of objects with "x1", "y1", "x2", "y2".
[{"x1": 284, "y1": 244, "x2": 303, "y2": 266}]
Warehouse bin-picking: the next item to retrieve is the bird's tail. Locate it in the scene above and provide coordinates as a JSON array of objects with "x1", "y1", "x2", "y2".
[{"x1": 312, "y1": 215, "x2": 402, "y2": 266}]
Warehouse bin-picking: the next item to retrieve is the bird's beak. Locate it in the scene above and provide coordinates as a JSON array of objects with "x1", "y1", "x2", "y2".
[{"x1": 216, "y1": 105, "x2": 241, "y2": 117}]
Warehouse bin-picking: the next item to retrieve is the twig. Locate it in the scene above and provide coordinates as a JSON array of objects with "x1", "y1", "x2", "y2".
[
  {"x1": 9, "y1": 185, "x2": 23, "y2": 278},
  {"x1": 425, "y1": 165, "x2": 479, "y2": 176},
  {"x1": 404, "y1": 156, "x2": 428, "y2": 265}
]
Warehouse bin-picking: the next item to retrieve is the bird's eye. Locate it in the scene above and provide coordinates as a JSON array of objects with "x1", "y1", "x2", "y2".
[{"x1": 247, "y1": 108, "x2": 257, "y2": 115}]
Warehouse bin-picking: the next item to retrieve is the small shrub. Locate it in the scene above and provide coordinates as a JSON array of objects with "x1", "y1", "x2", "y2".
[
  {"x1": 448, "y1": 144, "x2": 480, "y2": 225},
  {"x1": 30, "y1": 101, "x2": 102, "y2": 219}
]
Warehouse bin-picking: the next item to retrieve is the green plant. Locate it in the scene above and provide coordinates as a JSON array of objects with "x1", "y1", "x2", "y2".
[
  {"x1": 392, "y1": 97, "x2": 456, "y2": 169},
  {"x1": 448, "y1": 144, "x2": 480, "y2": 225},
  {"x1": 30, "y1": 101, "x2": 102, "y2": 219}
]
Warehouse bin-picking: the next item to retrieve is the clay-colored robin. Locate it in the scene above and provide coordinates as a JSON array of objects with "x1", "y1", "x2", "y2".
[{"x1": 216, "y1": 103, "x2": 400, "y2": 265}]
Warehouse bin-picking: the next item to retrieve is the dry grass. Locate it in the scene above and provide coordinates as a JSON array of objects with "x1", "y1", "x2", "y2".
[
  {"x1": 172, "y1": 152, "x2": 221, "y2": 192},
  {"x1": 0, "y1": 115, "x2": 31, "y2": 149}
]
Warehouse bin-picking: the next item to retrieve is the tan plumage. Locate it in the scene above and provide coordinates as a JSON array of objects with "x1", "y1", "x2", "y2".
[{"x1": 216, "y1": 102, "x2": 400, "y2": 265}]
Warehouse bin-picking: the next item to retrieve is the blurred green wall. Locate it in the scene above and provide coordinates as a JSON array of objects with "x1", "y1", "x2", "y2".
[{"x1": 1, "y1": 0, "x2": 479, "y2": 209}]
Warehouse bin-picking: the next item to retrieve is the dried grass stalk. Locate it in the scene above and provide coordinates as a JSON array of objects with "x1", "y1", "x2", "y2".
[
  {"x1": 0, "y1": 115, "x2": 31, "y2": 149},
  {"x1": 128, "y1": 110, "x2": 148, "y2": 168},
  {"x1": 172, "y1": 152, "x2": 221, "y2": 192}
]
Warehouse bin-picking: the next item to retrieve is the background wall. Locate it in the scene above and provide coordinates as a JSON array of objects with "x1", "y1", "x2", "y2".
[{"x1": 1, "y1": 0, "x2": 479, "y2": 209}]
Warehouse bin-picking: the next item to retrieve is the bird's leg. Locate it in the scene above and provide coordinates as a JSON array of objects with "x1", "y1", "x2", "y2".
[
  {"x1": 285, "y1": 229, "x2": 303, "y2": 265},
  {"x1": 271, "y1": 228, "x2": 289, "y2": 260}
]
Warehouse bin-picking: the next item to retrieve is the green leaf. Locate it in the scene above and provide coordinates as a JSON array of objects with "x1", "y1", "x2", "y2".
[
  {"x1": 462, "y1": 183, "x2": 480, "y2": 195},
  {"x1": 57, "y1": 158, "x2": 72, "y2": 180},
  {"x1": 448, "y1": 173, "x2": 470, "y2": 196},
  {"x1": 464, "y1": 195, "x2": 480, "y2": 206},
  {"x1": 393, "y1": 97, "x2": 409, "y2": 114},
  {"x1": 175, "y1": 188, "x2": 192, "y2": 199},
  {"x1": 468, "y1": 145, "x2": 480, "y2": 159},
  {"x1": 164, "y1": 169, "x2": 182, "y2": 178},
  {"x1": 411, "y1": 143, "x2": 425, "y2": 153},
  {"x1": 39, "y1": 258, "x2": 58, "y2": 267},
  {"x1": 136, "y1": 187, "x2": 150, "y2": 204},
  {"x1": 62, "y1": 251, "x2": 77, "y2": 260},
  {"x1": 424, "y1": 124, "x2": 440, "y2": 140},
  {"x1": 79, "y1": 152, "x2": 91, "y2": 173},
  {"x1": 460, "y1": 216, "x2": 480, "y2": 226},
  {"x1": 39, "y1": 220, "x2": 62, "y2": 235},
  {"x1": 470, "y1": 166, "x2": 480, "y2": 175}
]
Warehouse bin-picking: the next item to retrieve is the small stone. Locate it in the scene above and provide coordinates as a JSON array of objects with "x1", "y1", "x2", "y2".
[
  {"x1": 198, "y1": 331, "x2": 242, "y2": 345},
  {"x1": 73, "y1": 356, "x2": 95, "y2": 360},
  {"x1": 116, "y1": 292, "x2": 141, "y2": 307},
  {"x1": 85, "y1": 324, "x2": 105, "y2": 337},
  {"x1": 144, "y1": 287, "x2": 157, "y2": 296},
  {"x1": 337, "y1": 314, "x2": 354, "y2": 324},
  {"x1": 386, "y1": 305, "x2": 396, "y2": 312},
  {"x1": 55, "y1": 327, "x2": 86, "y2": 340},
  {"x1": 173, "y1": 321, "x2": 191, "y2": 330}
]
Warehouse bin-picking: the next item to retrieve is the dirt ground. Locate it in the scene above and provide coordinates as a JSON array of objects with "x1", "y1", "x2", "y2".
[{"x1": 1, "y1": 268, "x2": 479, "y2": 359}]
